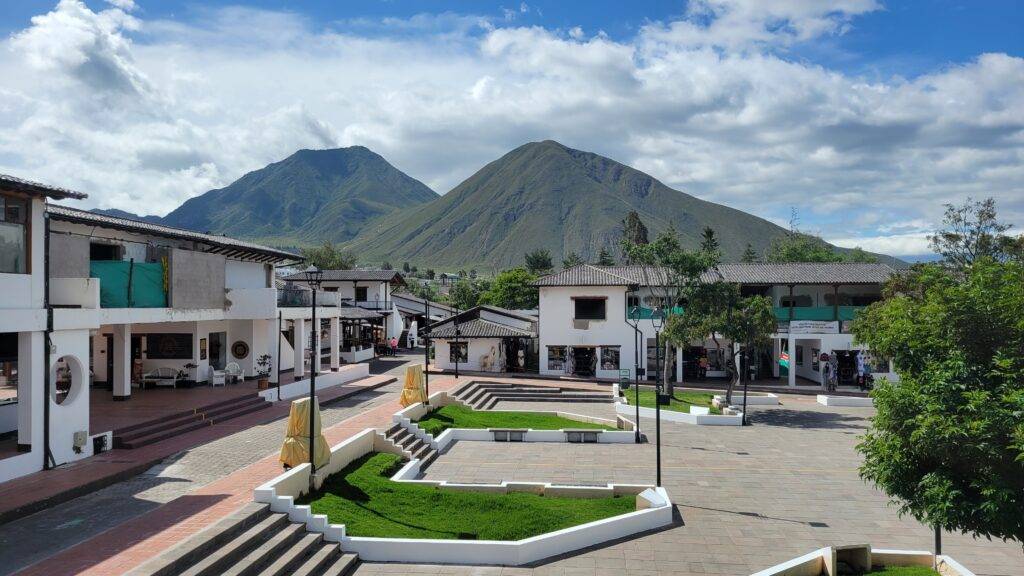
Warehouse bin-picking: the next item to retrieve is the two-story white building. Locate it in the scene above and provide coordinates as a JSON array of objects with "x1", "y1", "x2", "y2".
[{"x1": 535, "y1": 263, "x2": 898, "y2": 386}]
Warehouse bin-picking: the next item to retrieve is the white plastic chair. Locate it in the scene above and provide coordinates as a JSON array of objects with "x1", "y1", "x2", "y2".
[
  {"x1": 209, "y1": 366, "x2": 226, "y2": 387},
  {"x1": 224, "y1": 362, "x2": 243, "y2": 384}
]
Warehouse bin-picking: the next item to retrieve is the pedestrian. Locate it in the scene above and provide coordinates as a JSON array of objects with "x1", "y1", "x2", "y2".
[
  {"x1": 390, "y1": 336, "x2": 398, "y2": 356},
  {"x1": 827, "y1": 354, "x2": 839, "y2": 392},
  {"x1": 698, "y1": 355, "x2": 708, "y2": 380},
  {"x1": 856, "y1": 351, "x2": 867, "y2": 390}
]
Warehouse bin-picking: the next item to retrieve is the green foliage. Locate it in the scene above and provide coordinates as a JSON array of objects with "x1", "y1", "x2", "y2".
[
  {"x1": 301, "y1": 241, "x2": 357, "y2": 270},
  {"x1": 853, "y1": 259, "x2": 1024, "y2": 544},
  {"x1": 480, "y1": 267, "x2": 538, "y2": 309},
  {"x1": 415, "y1": 404, "x2": 613, "y2": 436},
  {"x1": 562, "y1": 252, "x2": 584, "y2": 269},
  {"x1": 426, "y1": 269, "x2": 436, "y2": 280},
  {"x1": 740, "y1": 243, "x2": 759, "y2": 263},
  {"x1": 766, "y1": 231, "x2": 877, "y2": 263},
  {"x1": 300, "y1": 452, "x2": 633, "y2": 540},
  {"x1": 524, "y1": 249, "x2": 554, "y2": 274},
  {"x1": 865, "y1": 567, "x2": 938, "y2": 576},
  {"x1": 447, "y1": 279, "x2": 486, "y2": 310},
  {"x1": 700, "y1": 226, "x2": 720, "y2": 255},
  {"x1": 929, "y1": 197, "x2": 1020, "y2": 268},
  {"x1": 403, "y1": 282, "x2": 440, "y2": 302},
  {"x1": 631, "y1": 386, "x2": 720, "y2": 414},
  {"x1": 381, "y1": 261, "x2": 392, "y2": 270},
  {"x1": 622, "y1": 210, "x2": 649, "y2": 247},
  {"x1": 595, "y1": 247, "x2": 615, "y2": 266}
]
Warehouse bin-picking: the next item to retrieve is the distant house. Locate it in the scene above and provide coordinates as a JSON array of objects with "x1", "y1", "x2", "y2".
[
  {"x1": 391, "y1": 292, "x2": 455, "y2": 347},
  {"x1": 428, "y1": 306, "x2": 537, "y2": 373},
  {"x1": 534, "y1": 263, "x2": 899, "y2": 385}
]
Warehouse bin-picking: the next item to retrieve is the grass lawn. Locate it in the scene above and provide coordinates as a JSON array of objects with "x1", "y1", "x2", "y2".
[
  {"x1": 298, "y1": 452, "x2": 636, "y2": 540},
  {"x1": 864, "y1": 567, "x2": 939, "y2": 576},
  {"x1": 628, "y1": 386, "x2": 721, "y2": 415},
  {"x1": 414, "y1": 403, "x2": 615, "y2": 436}
]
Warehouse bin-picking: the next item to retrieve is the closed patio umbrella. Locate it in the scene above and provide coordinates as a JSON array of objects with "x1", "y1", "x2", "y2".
[
  {"x1": 399, "y1": 364, "x2": 427, "y2": 407},
  {"x1": 280, "y1": 397, "x2": 330, "y2": 469}
]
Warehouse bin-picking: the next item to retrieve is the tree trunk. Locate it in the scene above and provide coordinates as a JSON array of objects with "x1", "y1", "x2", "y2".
[
  {"x1": 663, "y1": 340, "x2": 674, "y2": 395},
  {"x1": 724, "y1": 345, "x2": 739, "y2": 404}
]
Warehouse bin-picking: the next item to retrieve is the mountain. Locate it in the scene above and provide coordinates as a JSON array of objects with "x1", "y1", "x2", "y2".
[
  {"x1": 344, "y1": 140, "x2": 803, "y2": 269},
  {"x1": 91, "y1": 208, "x2": 164, "y2": 224},
  {"x1": 160, "y1": 147, "x2": 437, "y2": 245}
]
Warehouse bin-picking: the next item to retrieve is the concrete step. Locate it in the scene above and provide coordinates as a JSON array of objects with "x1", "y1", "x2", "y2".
[
  {"x1": 116, "y1": 418, "x2": 212, "y2": 449},
  {"x1": 178, "y1": 512, "x2": 289, "y2": 576},
  {"x1": 405, "y1": 438, "x2": 425, "y2": 456},
  {"x1": 201, "y1": 396, "x2": 267, "y2": 419},
  {"x1": 320, "y1": 553, "x2": 359, "y2": 576},
  {"x1": 206, "y1": 400, "x2": 272, "y2": 424},
  {"x1": 253, "y1": 531, "x2": 324, "y2": 576},
  {"x1": 220, "y1": 521, "x2": 305, "y2": 576},
  {"x1": 114, "y1": 410, "x2": 203, "y2": 436},
  {"x1": 412, "y1": 442, "x2": 433, "y2": 460},
  {"x1": 289, "y1": 542, "x2": 342, "y2": 576},
  {"x1": 114, "y1": 413, "x2": 206, "y2": 445}
]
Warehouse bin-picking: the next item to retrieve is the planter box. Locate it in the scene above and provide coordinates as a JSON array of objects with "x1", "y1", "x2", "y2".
[
  {"x1": 752, "y1": 545, "x2": 976, "y2": 576},
  {"x1": 816, "y1": 394, "x2": 874, "y2": 407},
  {"x1": 615, "y1": 398, "x2": 744, "y2": 426}
]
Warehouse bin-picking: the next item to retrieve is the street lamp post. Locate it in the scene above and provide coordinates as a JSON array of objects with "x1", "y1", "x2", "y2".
[
  {"x1": 304, "y1": 265, "x2": 323, "y2": 480},
  {"x1": 624, "y1": 287, "x2": 642, "y2": 444},
  {"x1": 453, "y1": 306, "x2": 460, "y2": 379},
  {"x1": 423, "y1": 299, "x2": 430, "y2": 399},
  {"x1": 651, "y1": 306, "x2": 664, "y2": 488}
]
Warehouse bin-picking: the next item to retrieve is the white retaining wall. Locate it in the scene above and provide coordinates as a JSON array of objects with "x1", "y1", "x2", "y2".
[
  {"x1": 751, "y1": 545, "x2": 976, "y2": 576},
  {"x1": 816, "y1": 394, "x2": 874, "y2": 407},
  {"x1": 615, "y1": 399, "x2": 744, "y2": 426},
  {"x1": 258, "y1": 363, "x2": 369, "y2": 402},
  {"x1": 712, "y1": 392, "x2": 779, "y2": 407}
]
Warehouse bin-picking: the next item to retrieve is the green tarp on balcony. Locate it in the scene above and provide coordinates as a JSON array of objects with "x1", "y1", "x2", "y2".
[
  {"x1": 773, "y1": 306, "x2": 864, "y2": 321},
  {"x1": 90, "y1": 261, "x2": 167, "y2": 308}
]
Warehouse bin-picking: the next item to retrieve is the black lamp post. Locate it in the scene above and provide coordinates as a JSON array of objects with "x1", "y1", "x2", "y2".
[
  {"x1": 651, "y1": 306, "x2": 664, "y2": 488},
  {"x1": 423, "y1": 299, "x2": 430, "y2": 399},
  {"x1": 624, "y1": 287, "x2": 642, "y2": 444},
  {"x1": 453, "y1": 305, "x2": 461, "y2": 379},
  {"x1": 304, "y1": 265, "x2": 323, "y2": 478}
]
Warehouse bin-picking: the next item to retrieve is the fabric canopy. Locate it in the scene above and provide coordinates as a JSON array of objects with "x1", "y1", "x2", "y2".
[
  {"x1": 279, "y1": 397, "x2": 330, "y2": 469},
  {"x1": 399, "y1": 364, "x2": 427, "y2": 407}
]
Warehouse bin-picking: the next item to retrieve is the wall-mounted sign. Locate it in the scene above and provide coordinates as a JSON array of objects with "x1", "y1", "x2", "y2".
[{"x1": 788, "y1": 321, "x2": 840, "y2": 335}]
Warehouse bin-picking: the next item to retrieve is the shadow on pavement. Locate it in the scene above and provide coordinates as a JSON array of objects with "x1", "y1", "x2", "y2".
[{"x1": 747, "y1": 408, "x2": 866, "y2": 430}]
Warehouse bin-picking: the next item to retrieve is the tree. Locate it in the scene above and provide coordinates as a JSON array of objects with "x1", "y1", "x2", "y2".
[
  {"x1": 562, "y1": 252, "x2": 584, "y2": 269},
  {"x1": 595, "y1": 247, "x2": 615, "y2": 266},
  {"x1": 381, "y1": 261, "x2": 393, "y2": 270},
  {"x1": 448, "y1": 279, "x2": 484, "y2": 310},
  {"x1": 765, "y1": 232, "x2": 844, "y2": 263},
  {"x1": 402, "y1": 262, "x2": 411, "y2": 273},
  {"x1": 524, "y1": 249, "x2": 554, "y2": 274},
  {"x1": 622, "y1": 210, "x2": 649, "y2": 245},
  {"x1": 699, "y1": 227, "x2": 720, "y2": 255},
  {"x1": 426, "y1": 269, "x2": 436, "y2": 280},
  {"x1": 404, "y1": 281, "x2": 440, "y2": 302},
  {"x1": 853, "y1": 258, "x2": 1024, "y2": 546},
  {"x1": 479, "y1": 268, "x2": 538, "y2": 310},
  {"x1": 469, "y1": 268, "x2": 478, "y2": 279},
  {"x1": 929, "y1": 197, "x2": 1019, "y2": 269},
  {"x1": 301, "y1": 241, "x2": 357, "y2": 270},
  {"x1": 741, "y1": 243, "x2": 759, "y2": 263}
]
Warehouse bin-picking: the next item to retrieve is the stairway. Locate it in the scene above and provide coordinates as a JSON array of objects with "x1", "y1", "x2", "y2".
[
  {"x1": 128, "y1": 503, "x2": 358, "y2": 576},
  {"x1": 113, "y1": 395, "x2": 271, "y2": 449},
  {"x1": 454, "y1": 382, "x2": 610, "y2": 410},
  {"x1": 384, "y1": 423, "x2": 439, "y2": 468}
]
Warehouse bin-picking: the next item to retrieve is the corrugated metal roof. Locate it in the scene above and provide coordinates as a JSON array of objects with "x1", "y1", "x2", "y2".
[
  {"x1": 536, "y1": 263, "x2": 894, "y2": 287},
  {"x1": 283, "y1": 269, "x2": 404, "y2": 283},
  {"x1": 47, "y1": 205, "x2": 300, "y2": 263},
  {"x1": 1, "y1": 174, "x2": 88, "y2": 200},
  {"x1": 429, "y1": 318, "x2": 534, "y2": 339},
  {"x1": 392, "y1": 292, "x2": 456, "y2": 315},
  {"x1": 336, "y1": 306, "x2": 383, "y2": 320}
]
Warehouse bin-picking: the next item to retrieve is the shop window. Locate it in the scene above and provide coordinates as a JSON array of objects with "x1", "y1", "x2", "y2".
[
  {"x1": 547, "y1": 346, "x2": 567, "y2": 371},
  {"x1": 0, "y1": 195, "x2": 29, "y2": 274},
  {"x1": 780, "y1": 295, "x2": 813, "y2": 307},
  {"x1": 449, "y1": 342, "x2": 468, "y2": 363},
  {"x1": 574, "y1": 298, "x2": 606, "y2": 320},
  {"x1": 0, "y1": 332, "x2": 18, "y2": 406},
  {"x1": 600, "y1": 346, "x2": 620, "y2": 370},
  {"x1": 90, "y1": 242, "x2": 122, "y2": 261}
]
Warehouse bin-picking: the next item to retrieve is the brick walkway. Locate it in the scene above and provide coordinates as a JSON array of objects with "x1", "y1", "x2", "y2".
[{"x1": 12, "y1": 374, "x2": 463, "y2": 576}]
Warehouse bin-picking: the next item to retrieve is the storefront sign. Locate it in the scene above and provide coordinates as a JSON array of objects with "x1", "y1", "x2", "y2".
[{"x1": 788, "y1": 320, "x2": 840, "y2": 334}]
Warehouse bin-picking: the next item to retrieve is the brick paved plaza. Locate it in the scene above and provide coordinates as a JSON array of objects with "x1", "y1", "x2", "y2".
[{"x1": 353, "y1": 393, "x2": 1024, "y2": 576}]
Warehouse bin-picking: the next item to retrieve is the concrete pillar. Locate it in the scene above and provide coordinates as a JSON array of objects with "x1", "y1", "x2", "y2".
[
  {"x1": 787, "y1": 335, "x2": 797, "y2": 387},
  {"x1": 17, "y1": 331, "x2": 44, "y2": 449},
  {"x1": 312, "y1": 320, "x2": 322, "y2": 374},
  {"x1": 772, "y1": 338, "x2": 781, "y2": 378},
  {"x1": 266, "y1": 319, "x2": 279, "y2": 384},
  {"x1": 675, "y1": 346, "x2": 683, "y2": 383},
  {"x1": 112, "y1": 324, "x2": 132, "y2": 400},
  {"x1": 293, "y1": 319, "x2": 306, "y2": 379},
  {"x1": 329, "y1": 317, "x2": 340, "y2": 371}
]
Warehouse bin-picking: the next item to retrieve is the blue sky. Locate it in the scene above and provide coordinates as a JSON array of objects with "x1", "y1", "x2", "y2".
[{"x1": 0, "y1": 1, "x2": 1021, "y2": 259}]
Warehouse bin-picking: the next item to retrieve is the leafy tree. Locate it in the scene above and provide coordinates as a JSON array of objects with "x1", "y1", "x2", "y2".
[
  {"x1": 426, "y1": 269, "x2": 436, "y2": 280},
  {"x1": 929, "y1": 197, "x2": 1020, "y2": 269},
  {"x1": 699, "y1": 227, "x2": 720, "y2": 255},
  {"x1": 448, "y1": 279, "x2": 484, "y2": 310},
  {"x1": 843, "y1": 247, "x2": 878, "y2": 263},
  {"x1": 524, "y1": 249, "x2": 554, "y2": 274},
  {"x1": 469, "y1": 268, "x2": 478, "y2": 279},
  {"x1": 853, "y1": 259, "x2": 1024, "y2": 546},
  {"x1": 740, "y1": 243, "x2": 759, "y2": 263},
  {"x1": 458, "y1": 269, "x2": 467, "y2": 278},
  {"x1": 595, "y1": 248, "x2": 615, "y2": 266},
  {"x1": 765, "y1": 232, "x2": 844, "y2": 263},
  {"x1": 562, "y1": 252, "x2": 584, "y2": 269},
  {"x1": 621, "y1": 210, "x2": 649, "y2": 246},
  {"x1": 402, "y1": 262, "x2": 411, "y2": 273},
  {"x1": 403, "y1": 282, "x2": 440, "y2": 302},
  {"x1": 479, "y1": 268, "x2": 538, "y2": 310},
  {"x1": 301, "y1": 241, "x2": 357, "y2": 270},
  {"x1": 381, "y1": 261, "x2": 393, "y2": 270}
]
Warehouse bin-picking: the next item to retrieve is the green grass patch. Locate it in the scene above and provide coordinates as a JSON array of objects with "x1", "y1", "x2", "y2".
[
  {"x1": 414, "y1": 403, "x2": 615, "y2": 436},
  {"x1": 864, "y1": 567, "x2": 939, "y2": 576},
  {"x1": 628, "y1": 387, "x2": 721, "y2": 415},
  {"x1": 298, "y1": 452, "x2": 636, "y2": 540}
]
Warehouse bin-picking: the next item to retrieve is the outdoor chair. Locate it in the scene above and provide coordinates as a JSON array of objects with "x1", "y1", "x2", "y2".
[
  {"x1": 224, "y1": 362, "x2": 244, "y2": 384},
  {"x1": 141, "y1": 367, "x2": 179, "y2": 389},
  {"x1": 209, "y1": 366, "x2": 226, "y2": 387}
]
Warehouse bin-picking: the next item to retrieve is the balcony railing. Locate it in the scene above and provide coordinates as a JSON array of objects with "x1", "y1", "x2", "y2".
[
  {"x1": 626, "y1": 305, "x2": 684, "y2": 320},
  {"x1": 340, "y1": 298, "x2": 392, "y2": 311},
  {"x1": 277, "y1": 288, "x2": 312, "y2": 307},
  {"x1": 773, "y1": 305, "x2": 865, "y2": 322}
]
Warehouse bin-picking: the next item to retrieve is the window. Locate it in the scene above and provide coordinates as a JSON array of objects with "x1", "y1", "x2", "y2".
[
  {"x1": 600, "y1": 346, "x2": 620, "y2": 370},
  {"x1": 627, "y1": 295, "x2": 640, "y2": 308},
  {"x1": 780, "y1": 295, "x2": 813, "y2": 307},
  {"x1": 796, "y1": 345, "x2": 804, "y2": 366},
  {"x1": 0, "y1": 332, "x2": 18, "y2": 406},
  {"x1": 0, "y1": 195, "x2": 29, "y2": 274},
  {"x1": 90, "y1": 242, "x2": 122, "y2": 261},
  {"x1": 355, "y1": 286, "x2": 368, "y2": 302},
  {"x1": 449, "y1": 342, "x2": 468, "y2": 363},
  {"x1": 145, "y1": 333, "x2": 194, "y2": 359},
  {"x1": 547, "y1": 346, "x2": 567, "y2": 371},
  {"x1": 573, "y1": 297, "x2": 606, "y2": 320},
  {"x1": 811, "y1": 348, "x2": 820, "y2": 372}
]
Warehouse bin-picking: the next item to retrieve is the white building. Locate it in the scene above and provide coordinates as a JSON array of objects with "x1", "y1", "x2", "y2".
[
  {"x1": 535, "y1": 263, "x2": 899, "y2": 385},
  {"x1": 428, "y1": 306, "x2": 537, "y2": 373},
  {"x1": 391, "y1": 292, "x2": 455, "y2": 348}
]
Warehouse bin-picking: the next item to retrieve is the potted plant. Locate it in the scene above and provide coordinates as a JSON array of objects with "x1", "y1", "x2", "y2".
[
  {"x1": 180, "y1": 363, "x2": 199, "y2": 386},
  {"x1": 255, "y1": 354, "x2": 272, "y2": 390}
]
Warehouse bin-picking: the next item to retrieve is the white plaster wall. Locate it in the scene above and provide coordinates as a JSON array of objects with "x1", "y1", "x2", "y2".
[
  {"x1": 434, "y1": 338, "x2": 503, "y2": 372},
  {"x1": 48, "y1": 328, "x2": 92, "y2": 465},
  {"x1": 226, "y1": 260, "x2": 268, "y2": 289},
  {"x1": 0, "y1": 402, "x2": 17, "y2": 434}
]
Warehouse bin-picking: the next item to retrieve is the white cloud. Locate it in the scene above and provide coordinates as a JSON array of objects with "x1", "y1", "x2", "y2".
[
  {"x1": 0, "y1": 0, "x2": 1020, "y2": 254},
  {"x1": 830, "y1": 233, "x2": 932, "y2": 258}
]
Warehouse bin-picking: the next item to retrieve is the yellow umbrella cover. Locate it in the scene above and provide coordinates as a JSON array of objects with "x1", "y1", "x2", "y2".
[
  {"x1": 280, "y1": 396, "x2": 330, "y2": 469},
  {"x1": 399, "y1": 364, "x2": 427, "y2": 407}
]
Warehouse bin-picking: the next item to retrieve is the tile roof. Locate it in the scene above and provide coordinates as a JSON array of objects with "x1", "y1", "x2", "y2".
[
  {"x1": 429, "y1": 318, "x2": 534, "y2": 339},
  {"x1": 283, "y1": 269, "x2": 404, "y2": 283},
  {"x1": 1, "y1": 174, "x2": 88, "y2": 200},
  {"x1": 391, "y1": 292, "x2": 456, "y2": 316},
  {"x1": 536, "y1": 263, "x2": 895, "y2": 287},
  {"x1": 47, "y1": 205, "x2": 300, "y2": 263},
  {"x1": 336, "y1": 306, "x2": 383, "y2": 320}
]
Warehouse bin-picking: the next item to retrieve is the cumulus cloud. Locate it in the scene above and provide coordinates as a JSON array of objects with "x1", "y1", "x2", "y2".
[{"x1": 0, "y1": 0, "x2": 1020, "y2": 258}]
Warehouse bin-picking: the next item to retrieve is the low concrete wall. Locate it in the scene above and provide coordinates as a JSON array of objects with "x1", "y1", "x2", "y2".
[
  {"x1": 752, "y1": 546, "x2": 976, "y2": 576},
  {"x1": 712, "y1": 392, "x2": 779, "y2": 407},
  {"x1": 816, "y1": 394, "x2": 874, "y2": 407},
  {"x1": 259, "y1": 363, "x2": 369, "y2": 402},
  {"x1": 341, "y1": 346, "x2": 374, "y2": 364},
  {"x1": 616, "y1": 400, "x2": 744, "y2": 426}
]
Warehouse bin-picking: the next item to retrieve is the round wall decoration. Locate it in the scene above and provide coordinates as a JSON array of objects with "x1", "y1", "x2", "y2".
[{"x1": 231, "y1": 341, "x2": 250, "y2": 360}]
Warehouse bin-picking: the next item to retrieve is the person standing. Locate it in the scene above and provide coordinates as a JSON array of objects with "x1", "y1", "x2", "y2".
[
  {"x1": 389, "y1": 336, "x2": 398, "y2": 357},
  {"x1": 698, "y1": 354, "x2": 709, "y2": 380}
]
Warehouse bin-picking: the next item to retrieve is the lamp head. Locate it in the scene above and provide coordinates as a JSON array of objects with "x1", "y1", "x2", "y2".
[
  {"x1": 304, "y1": 264, "x2": 324, "y2": 289},
  {"x1": 651, "y1": 306, "x2": 665, "y2": 329}
]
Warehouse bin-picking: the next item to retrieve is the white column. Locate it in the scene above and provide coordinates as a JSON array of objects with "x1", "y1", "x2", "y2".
[
  {"x1": 293, "y1": 319, "x2": 306, "y2": 379},
  {"x1": 772, "y1": 338, "x2": 780, "y2": 378},
  {"x1": 787, "y1": 335, "x2": 797, "y2": 387},
  {"x1": 112, "y1": 324, "x2": 132, "y2": 399},
  {"x1": 329, "y1": 317, "x2": 340, "y2": 371},
  {"x1": 675, "y1": 346, "x2": 683, "y2": 383},
  {"x1": 312, "y1": 320, "x2": 322, "y2": 374},
  {"x1": 17, "y1": 331, "x2": 44, "y2": 449},
  {"x1": 266, "y1": 319, "x2": 279, "y2": 384}
]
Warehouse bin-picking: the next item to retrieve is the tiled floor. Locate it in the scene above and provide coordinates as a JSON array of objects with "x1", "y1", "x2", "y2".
[{"x1": 89, "y1": 382, "x2": 260, "y2": 433}]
